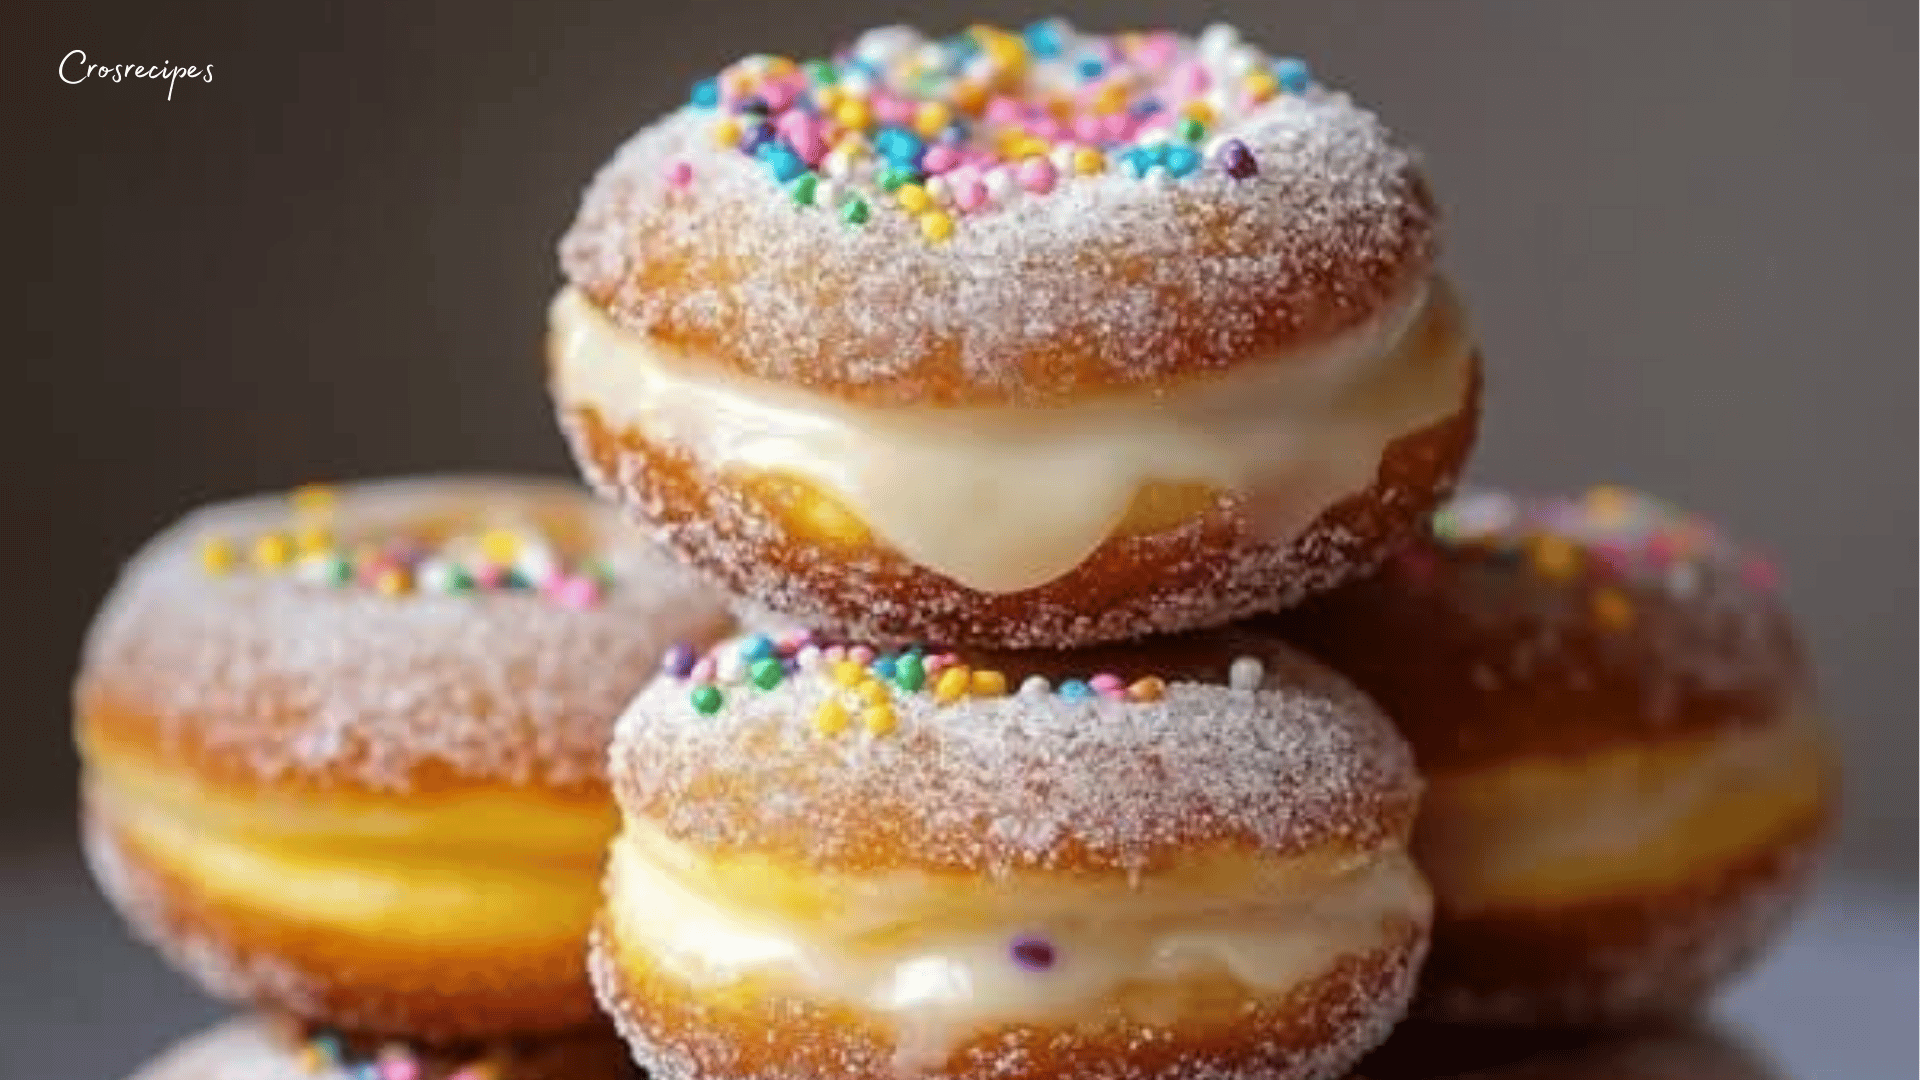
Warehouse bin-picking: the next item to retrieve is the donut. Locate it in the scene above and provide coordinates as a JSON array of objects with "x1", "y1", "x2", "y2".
[
  {"x1": 125, "y1": 1016, "x2": 639, "y2": 1080},
  {"x1": 1264, "y1": 487, "x2": 1837, "y2": 1025},
  {"x1": 1355, "y1": 1021, "x2": 1785, "y2": 1080},
  {"x1": 76, "y1": 476, "x2": 733, "y2": 1038},
  {"x1": 549, "y1": 19, "x2": 1482, "y2": 648},
  {"x1": 591, "y1": 626, "x2": 1432, "y2": 1080}
]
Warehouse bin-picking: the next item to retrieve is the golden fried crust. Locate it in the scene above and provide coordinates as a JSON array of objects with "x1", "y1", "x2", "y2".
[
  {"x1": 1266, "y1": 488, "x2": 1810, "y2": 770},
  {"x1": 126, "y1": 1016, "x2": 638, "y2": 1080},
  {"x1": 560, "y1": 358, "x2": 1479, "y2": 649},
  {"x1": 1413, "y1": 801, "x2": 1830, "y2": 1026},
  {"x1": 609, "y1": 629, "x2": 1420, "y2": 875},
  {"x1": 73, "y1": 475, "x2": 731, "y2": 798},
  {"x1": 84, "y1": 809, "x2": 599, "y2": 1040},
  {"x1": 591, "y1": 917, "x2": 1425, "y2": 1080},
  {"x1": 560, "y1": 105, "x2": 1436, "y2": 408}
]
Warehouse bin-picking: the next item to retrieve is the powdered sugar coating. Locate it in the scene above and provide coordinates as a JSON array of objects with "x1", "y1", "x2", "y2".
[
  {"x1": 608, "y1": 627, "x2": 1419, "y2": 874},
  {"x1": 558, "y1": 25, "x2": 1434, "y2": 406},
  {"x1": 77, "y1": 476, "x2": 732, "y2": 793},
  {"x1": 123, "y1": 1016, "x2": 638, "y2": 1080}
]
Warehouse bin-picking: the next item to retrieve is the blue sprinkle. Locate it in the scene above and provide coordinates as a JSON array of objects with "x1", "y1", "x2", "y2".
[
  {"x1": 763, "y1": 146, "x2": 807, "y2": 182},
  {"x1": 310, "y1": 1035, "x2": 343, "y2": 1062},
  {"x1": 1164, "y1": 145, "x2": 1201, "y2": 178},
  {"x1": 740, "y1": 122, "x2": 776, "y2": 155},
  {"x1": 1058, "y1": 679, "x2": 1092, "y2": 702},
  {"x1": 1130, "y1": 98, "x2": 1163, "y2": 118},
  {"x1": 1022, "y1": 20, "x2": 1065, "y2": 59},
  {"x1": 938, "y1": 120, "x2": 971, "y2": 145},
  {"x1": 354, "y1": 1065, "x2": 381, "y2": 1080},
  {"x1": 875, "y1": 126, "x2": 924, "y2": 166},
  {"x1": 1120, "y1": 148, "x2": 1153, "y2": 178},
  {"x1": 690, "y1": 77, "x2": 719, "y2": 109},
  {"x1": 1274, "y1": 57, "x2": 1312, "y2": 94},
  {"x1": 1076, "y1": 56, "x2": 1105, "y2": 80},
  {"x1": 740, "y1": 634, "x2": 776, "y2": 661},
  {"x1": 870, "y1": 656, "x2": 897, "y2": 679},
  {"x1": 944, "y1": 33, "x2": 979, "y2": 60}
]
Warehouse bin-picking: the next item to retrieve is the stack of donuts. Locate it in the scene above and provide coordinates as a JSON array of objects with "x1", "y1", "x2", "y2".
[{"x1": 80, "y1": 17, "x2": 1835, "y2": 1080}]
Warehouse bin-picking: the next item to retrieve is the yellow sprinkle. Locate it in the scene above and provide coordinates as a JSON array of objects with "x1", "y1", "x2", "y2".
[
  {"x1": 1072, "y1": 148, "x2": 1106, "y2": 175},
  {"x1": 479, "y1": 528, "x2": 520, "y2": 564},
  {"x1": 813, "y1": 85, "x2": 842, "y2": 112},
  {"x1": 1093, "y1": 82, "x2": 1130, "y2": 115},
  {"x1": 296, "y1": 1045, "x2": 326, "y2": 1073},
  {"x1": 721, "y1": 70, "x2": 755, "y2": 97},
  {"x1": 896, "y1": 183, "x2": 931, "y2": 213},
  {"x1": 920, "y1": 210, "x2": 954, "y2": 243},
  {"x1": 1591, "y1": 587, "x2": 1635, "y2": 631},
  {"x1": 1182, "y1": 100, "x2": 1216, "y2": 126},
  {"x1": 832, "y1": 132, "x2": 869, "y2": 159},
  {"x1": 973, "y1": 26, "x2": 1028, "y2": 73},
  {"x1": 1529, "y1": 535, "x2": 1580, "y2": 581},
  {"x1": 295, "y1": 526, "x2": 333, "y2": 555},
  {"x1": 812, "y1": 699, "x2": 850, "y2": 737},
  {"x1": 252, "y1": 533, "x2": 293, "y2": 570},
  {"x1": 863, "y1": 703, "x2": 897, "y2": 736},
  {"x1": 831, "y1": 660, "x2": 866, "y2": 688},
  {"x1": 970, "y1": 670, "x2": 1007, "y2": 697},
  {"x1": 1009, "y1": 136, "x2": 1048, "y2": 161},
  {"x1": 763, "y1": 56, "x2": 797, "y2": 77},
  {"x1": 288, "y1": 483, "x2": 336, "y2": 515},
  {"x1": 952, "y1": 81, "x2": 988, "y2": 115},
  {"x1": 375, "y1": 567, "x2": 412, "y2": 597},
  {"x1": 1245, "y1": 71, "x2": 1279, "y2": 102},
  {"x1": 913, "y1": 101, "x2": 952, "y2": 138},
  {"x1": 833, "y1": 97, "x2": 872, "y2": 132},
  {"x1": 199, "y1": 537, "x2": 236, "y2": 575},
  {"x1": 934, "y1": 665, "x2": 971, "y2": 704},
  {"x1": 711, "y1": 117, "x2": 742, "y2": 148},
  {"x1": 857, "y1": 679, "x2": 891, "y2": 705},
  {"x1": 1126, "y1": 676, "x2": 1167, "y2": 703}
]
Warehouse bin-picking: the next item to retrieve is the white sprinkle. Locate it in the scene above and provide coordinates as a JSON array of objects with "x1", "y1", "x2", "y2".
[
  {"x1": 1018, "y1": 675, "x2": 1051, "y2": 698},
  {"x1": 1229, "y1": 656, "x2": 1265, "y2": 691}
]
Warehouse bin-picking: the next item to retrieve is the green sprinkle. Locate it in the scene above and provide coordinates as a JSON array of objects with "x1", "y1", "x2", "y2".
[
  {"x1": 581, "y1": 558, "x2": 616, "y2": 588},
  {"x1": 804, "y1": 59, "x2": 837, "y2": 86},
  {"x1": 789, "y1": 173, "x2": 818, "y2": 206},
  {"x1": 877, "y1": 164, "x2": 914, "y2": 191},
  {"x1": 894, "y1": 653, "x2": 926, "y2": 692},
  {"x1": 841, "y1": 198, "x2": 870, "y2": 225},
  {"x1": 690, "y1": 684, "x2": 723, "y2": 715},
  {"x1": 502, "y1": 568, "x2": 530, "y2": 590},
  {"x1": 325, "y1": 557, "x2": 354, "y2": 586},
  {"x1": 445, "y1": 566, "x2": 475, "y2": 592},
  {"x1": 750, "y1": 658, "x2": 784, "y2": 690},
  {"x1": 1177, "y1": 117, "x2": 1205, "y2": 143}
]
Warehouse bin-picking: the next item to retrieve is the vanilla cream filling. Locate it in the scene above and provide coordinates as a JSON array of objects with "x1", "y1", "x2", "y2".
[
  {"x1": 1416, "y1": 709, "x2": 1834, "y2": 910},
  {"x1": 549, "y1": 279, "x2": 1473, "y2": 593},
  {"x1": 606, "y1": 827, "x2": 1429, "y2": 1068},
  {"x1": 83, "y1": 759, "x2": 613, "y2": 943}
]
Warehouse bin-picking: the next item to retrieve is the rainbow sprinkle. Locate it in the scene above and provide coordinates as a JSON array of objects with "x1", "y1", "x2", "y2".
[
  {"x1": 673, "y1": 20, "x2": 1315, "y2": 240},
  {"x1": 1424, "y1": 487, "x2": 1783, "y2": 633},
  {"x1": 667, "y1": 630, "x2": 1268, "y2": 730},
  {"x1": 197, "y1": 485, "x2": 613, "y2": 608}
]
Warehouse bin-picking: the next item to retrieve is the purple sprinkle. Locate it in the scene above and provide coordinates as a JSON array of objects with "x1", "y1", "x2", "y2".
[
  {"x1": 1220, "y1": 139, "x2": 1259, "y2": 180},
  {"x1": 662, "y1": 643, "x2": 697, "y2": 679},
  {"x1": 1010, "y1": 935, "x2": 1056, "y2": 971},
  {"x1": 739, "y1": 122, "x2": 776, "y2": 155}
]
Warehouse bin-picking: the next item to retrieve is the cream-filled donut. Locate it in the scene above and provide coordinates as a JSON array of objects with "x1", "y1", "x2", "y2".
[
  {"x1": 550, "y1": 19, "x2": 1482, "y2": 648},
  {"x1": 76, "y1": 477, "x2": 733, "y2": 1038},
  {"x1": 593, "y1": 627, "x2": 1431, "y2": 1080},
  {"x1": 1266, "y1": 487, "x2": 1837, "y2": 1025}
]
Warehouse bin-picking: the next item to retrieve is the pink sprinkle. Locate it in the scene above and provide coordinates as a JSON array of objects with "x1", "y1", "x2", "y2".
[
  {"x1": 1175, "y1": 61, "x2": 1212, "y2": 95},
  {"x1": 1098, "y1": 686, "x2": 1129, "y2": 701},
  {"x1": 379, "y1": 1058, "x2": 420, "y2": 1080},
  {"x1": 924, "y1": 654, "x2": 951, "y2": 676},
  {"x1": 823, "y1": 645, "x2": 847, "y2": 663},
  {"x1": 553, "y1": 575, "x2": 601, "y2": 609},
  {"x1": 921, "y1": 144, "x2": 961, "y2": 174},
  {"x1": 1136, "y1": 33, "x2": 1180, "y2": 68},
  {"x1": 472, "y1": 562, "x2": 507, "y2": 589},
  {"x1": 1018, "y1": 157, "x2": 1057, "y2": 194},
  {"x1": 1101, "y1": 112, "x2": 1134, "y2": 142},
  {"x1": 984, "y1": 96, "x2": 1024, "y2": 125},
  {"x1": 952, "y1": 175, "x2": 988, "y2": 211},
  {"x1": 790, "y1": 127, "x2": 827, "y2": 165},
  {"x1": 760, "y1": 80, "x2": 796, "y2": 112},
  {"x1": 690, "y1": 658, "x2": 717, "y2": 683},
  {"x1": 850, "y1": 645, "x2": 876, "y2": 664},
  {"x1": 666, "y1": 161, "x2": 693, "y2": 189},
  {"x1": 1742, "y1": 555, "x2": 1779, "y2": 591},
  {"x1": 1031, "y1": 117, "x2": 1067, "y2": 142},
  {"x1": 1072, "y1": 114, "x2": 1105, "y2": 143},
  {"x1": 1089, "y1": 673, "x2": 1124, "y2": 693},
  {"x1": 873, "y1": 94, "x2": 915, "y2": 126}
]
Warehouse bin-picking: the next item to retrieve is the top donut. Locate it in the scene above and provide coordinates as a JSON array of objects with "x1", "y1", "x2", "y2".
[{"x1": 559, "y1": 19, "x2": 1437, "y2": 406}]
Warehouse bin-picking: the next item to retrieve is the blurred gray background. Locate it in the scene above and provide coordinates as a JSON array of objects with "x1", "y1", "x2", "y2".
[{"x1": 8, "y1": 1, "x2": 1913, "y2": 1076}]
